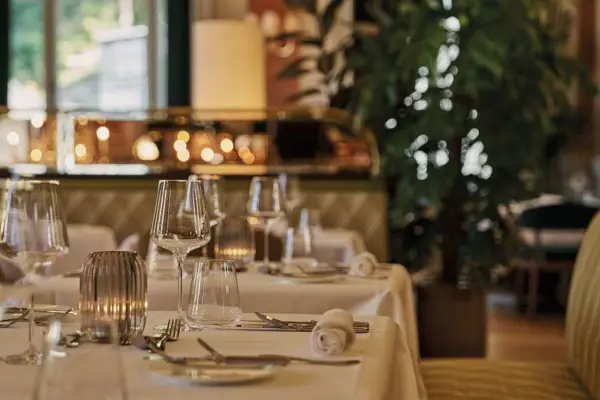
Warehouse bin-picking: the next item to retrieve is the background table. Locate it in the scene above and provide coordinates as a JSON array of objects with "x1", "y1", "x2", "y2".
[{"x1": 0, "y1": 312, "x2": 424, "y2": 400}]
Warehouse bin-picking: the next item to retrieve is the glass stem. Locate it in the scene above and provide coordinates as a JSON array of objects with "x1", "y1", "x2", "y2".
[
  {"x1": 175, "y1": 255, "x2": 186, "y2": 319},
  {"x1": 263, "y1": 223, "x2": 270, "y2": 266},
  {"x1": 28, "y1": 294, "x2": 35, "y2": 347}
]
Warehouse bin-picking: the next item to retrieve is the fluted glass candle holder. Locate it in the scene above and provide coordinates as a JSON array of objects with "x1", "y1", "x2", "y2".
[{"x1": 80, "y1": 251, "x2": 148, "y2": 345}]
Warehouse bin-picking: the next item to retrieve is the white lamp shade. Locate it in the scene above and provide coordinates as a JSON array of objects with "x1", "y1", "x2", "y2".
[{"x1": 192, "y1": 20, "x2": 267, "y2": 120}]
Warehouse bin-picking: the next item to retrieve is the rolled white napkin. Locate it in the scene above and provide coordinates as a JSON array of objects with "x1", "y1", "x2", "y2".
[
  {"x1": 310, "y1": 308, "x2": 356, "y2": 356},
  {"x1": 349, "y1": 252, "x2": 378, "y2": 277}
]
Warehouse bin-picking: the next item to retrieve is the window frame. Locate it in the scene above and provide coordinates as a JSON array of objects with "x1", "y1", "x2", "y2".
[{"x1": 0, "y1": 0, "x2": 9, "y2": 106}]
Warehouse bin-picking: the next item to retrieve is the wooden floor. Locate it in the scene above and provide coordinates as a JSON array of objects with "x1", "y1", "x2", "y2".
[{"x1": 486, "y1": 296, "x2": 566, "y2": 362}]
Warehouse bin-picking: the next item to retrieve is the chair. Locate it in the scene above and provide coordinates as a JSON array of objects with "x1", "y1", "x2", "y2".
[
  {"x1": 513, "y1": 202, "x2": 598, "y2": 318},
  {"x1": 421, "y1": 210, "x2": 600, "y2": 399}
]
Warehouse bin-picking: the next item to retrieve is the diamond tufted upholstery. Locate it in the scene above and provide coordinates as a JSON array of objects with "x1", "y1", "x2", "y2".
[
  {"x1": 422, "y1": 211, "x2": 600, "y2": 399},
  {"x1": 58, "y1": 179, "x2": 388, "y2": 261}
]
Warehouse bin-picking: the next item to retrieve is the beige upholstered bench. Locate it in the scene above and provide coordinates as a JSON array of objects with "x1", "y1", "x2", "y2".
[{"x1": 421, "y1": 212, "x2": 600, "y2": 400}]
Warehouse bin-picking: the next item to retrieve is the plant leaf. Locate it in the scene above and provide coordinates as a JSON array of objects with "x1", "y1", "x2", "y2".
[
  {"x1": 365, "y1": 2, "x2": 393, "y2": 26},
  {"x1": 283, "y1": 0, "x2": 317, "y2": 14},
  {"x1": 285, "y1": 88, "x2": 323, "y2": 103},
  {"x1": 277, "y1": 57, "x2": 313, "y2": 79},
  {"x1": 322, "y1": 0, "x2": 344, "y2": 35},
  {"x1": 318, "y1": 52, "x2": 335, "y2": 74},
  {"x1": 299, "y1": 36, "x2": 323, "y2": 47},
  {"x1": 269, "y1": 31, "x2": 304, "y2": 42}
]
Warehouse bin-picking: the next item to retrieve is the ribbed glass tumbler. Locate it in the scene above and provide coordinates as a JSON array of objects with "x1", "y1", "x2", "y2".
[{"x1": 80, "y1": 251, "x2": 148, "y2": 345}]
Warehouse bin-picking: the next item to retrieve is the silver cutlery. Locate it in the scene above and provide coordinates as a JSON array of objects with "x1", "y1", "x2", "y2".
[
  {"x1": 5, "y1": 307, "x2": 78, "y2": 316},
  {"x1": 147, "y1": 341, "x2": 290, "y2": 368},
  {"x1": 57, "y1": 331, "x2": 84, "y2": 348},
  {"x1": 134, "y1": 318, "x2": 182, "y2": 352},
  {"x1": 34, "y1": 308, "x2": 74, "y2": 327},
  {"x1": 254, "y1": 312, "x2": 370, "y2": 333},
  {"x1": 196, "y1": 337, "x2": 360, "y2": 366},
  {"x1": 0, "y1": 309, "x2": 29, "y2": 328},
  {"x1": 254, "y1": 312, "x2": 300, "y2": 329},
  {"x1": 0, "y1": 308, "x2": 73, "y2": 328}
]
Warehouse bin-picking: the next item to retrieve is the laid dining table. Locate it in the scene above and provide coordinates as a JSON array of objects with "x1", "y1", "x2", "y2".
[
  {"x1": 36, "y1": 264, "x2": 425, "y2": 398},
  {"x1": 41, "y1": 266, "x2": 417, "y2": 353},
  {"x1": 0, "y1": 312, "x2": 424, "y2": 400}
]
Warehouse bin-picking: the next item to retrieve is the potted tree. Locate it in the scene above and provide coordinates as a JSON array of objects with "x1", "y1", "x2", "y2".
[{"x1": 279, "y1": 0, "x2": 596, "y2": 357}]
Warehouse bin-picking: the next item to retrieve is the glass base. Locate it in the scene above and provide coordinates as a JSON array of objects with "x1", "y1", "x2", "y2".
[{"x1": 2, "y1": 344, "x2": 42, "y2": 366}]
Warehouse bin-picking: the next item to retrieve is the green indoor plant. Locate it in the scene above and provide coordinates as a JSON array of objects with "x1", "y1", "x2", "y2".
[
  {"x1": 280, "y1": 0, "x2": 596, "y2": 356},
  {"x1": 281, "y1": 0, "x2": 595, "y2": 283}
]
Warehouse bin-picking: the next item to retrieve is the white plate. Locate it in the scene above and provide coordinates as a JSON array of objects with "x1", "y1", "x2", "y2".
[{"x1": 148, "y1": 359, "x2": 283, "y2": 386}]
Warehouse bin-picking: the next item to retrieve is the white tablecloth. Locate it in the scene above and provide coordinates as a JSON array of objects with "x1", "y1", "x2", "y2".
[
  {"x1": 265, "y1": 226, "x2": 367, "y2": 264},
  {"x1": 48, "y1": 224, "x2": 118, "y2": 275},
  {"x1": 40, "y1": 265, "x2": 426, "y2": 398},
  {"x1": 0, "y1": 312, "x2": 423, "y2": 400},
  {"x1": 0, "y1": 224, "x2": 117, "y2": 281}
]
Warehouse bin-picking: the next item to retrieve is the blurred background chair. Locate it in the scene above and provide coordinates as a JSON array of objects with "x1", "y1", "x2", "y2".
[
  {"x1": 421, "y1": 211, "x2": 600, "y2": 399},
  {"x1": 513, "y1": 202, "x2": 598, "y2": 318}
]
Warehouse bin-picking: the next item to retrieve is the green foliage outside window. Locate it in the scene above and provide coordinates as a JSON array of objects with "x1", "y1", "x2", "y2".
[{"x1": 10, "y1": 0, "x2": 147, "y2": 87}]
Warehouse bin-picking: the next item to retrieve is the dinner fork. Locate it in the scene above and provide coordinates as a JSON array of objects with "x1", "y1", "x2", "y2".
[{"x1": 167, "y1": 318, "x2": 182, "y2": 340}]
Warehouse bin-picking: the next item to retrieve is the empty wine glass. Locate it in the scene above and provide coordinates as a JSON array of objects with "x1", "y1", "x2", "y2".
[
  {"x1": 279, "y1": 174, "x2": 302, "y2": 213},
  {"x1": 299, "y1": 208, "x2": 323, "y2": 233},
  {"x1": 33, "y1": 319, "x2": 127, "y2": 400},
  {"x1": 150, "y1": 180, "x2": 211, "y2": 327},
  {"x1": 189, "y1": 175, "x2": 225, "y2": 259},
  {"x1": 247, "y1": 177, "x2": 286, "y2": 268},
  {"x1": 283, "y1": 227, "x2": 314, "y2": 262},
  {"x1": 196, "y1": 175, "x2": 226, "y2": 226},
  {"x1": 0, "y1": 180, "x2": 69, "y2": 365},
  {"x1": 185, "y1": 260, "x2": 242, "y2": 329}
]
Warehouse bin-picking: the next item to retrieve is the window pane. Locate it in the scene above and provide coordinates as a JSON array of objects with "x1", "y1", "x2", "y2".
[
  {"x1": 56, "y1": 0, "x2": 150, "y2": 111},
  {"x1": 8, "y1": 0, "x2": 46, "y2": 110}
]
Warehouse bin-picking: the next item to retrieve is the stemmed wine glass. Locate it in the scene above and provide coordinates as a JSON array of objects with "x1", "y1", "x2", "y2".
[
  {"x1": 0, "y1": 180, "x2": 69, "y2": 365},
  {"x1": 196, "y1": 175, "x2": 226, "y2": 227},
  {"x1": 189, "y1": 175, "x2": 225, "y2": 259},
  {"x1": 278, "y1": 174, "x2": 302, "y2": 213},
  {"x1": 247, "y1": 177, "x2": 286, "y2": 268},
  {"x1": 150, "y1": 180, "x2": 211, "y2": 326}
]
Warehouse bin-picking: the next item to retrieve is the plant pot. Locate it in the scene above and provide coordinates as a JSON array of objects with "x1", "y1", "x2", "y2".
[{"x1": 416, "y1": 283, "x2": 487, "y2": 358}]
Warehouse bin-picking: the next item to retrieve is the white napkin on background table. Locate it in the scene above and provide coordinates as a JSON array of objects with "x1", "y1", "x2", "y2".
[
  {"x1": 349, "y1": 252, "x2": 378, "y2": 277},
  {"x1": 310, "y1": 308, "x2": 356, "y2": 356}
]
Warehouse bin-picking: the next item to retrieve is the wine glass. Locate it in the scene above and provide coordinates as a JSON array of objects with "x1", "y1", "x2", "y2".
[
  {"x1": 278, "y1": 174, "x2": 302, "y2": 213},
  {"x1": 33, "y1": 319, "x2": 127, "y2": 400},
  {"x1": 194, "y1": 175, "x2": 226, "y2": 227},
  {"x1": 190, "y1": 175, "x2": 225, "y2": 259},
  {"x1": 247, "y1": 177, "x2": 286, "y2": 268},
  {"x1": 150, "y1": 180, "x2": 211, "y2": 326},
  {"x1": 0, "y1": 180, "x2": 69, "y2": 365},
  {"x1": 185, "y1": 260, "x2": 242, "y2": 329}
]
